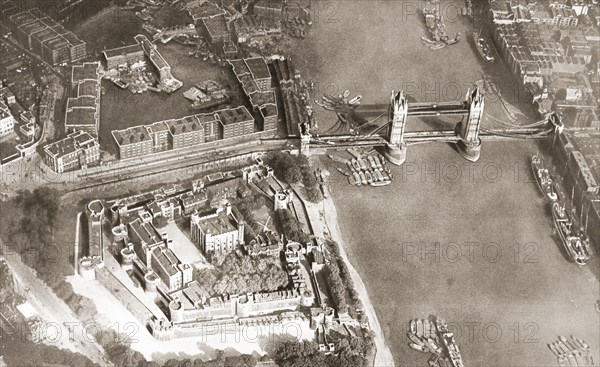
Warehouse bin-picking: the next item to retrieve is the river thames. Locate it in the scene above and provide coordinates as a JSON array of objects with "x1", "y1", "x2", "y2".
[{"x1": 291, "y1": 1, "x2": 600, "y2": 365}]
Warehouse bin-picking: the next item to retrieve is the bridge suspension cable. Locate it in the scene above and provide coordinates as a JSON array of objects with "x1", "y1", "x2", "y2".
[
  {"x1": 484, "y1": 113, "x2": 548, "y2": 128},
  {"x1": 480, "y1": 127, "x2": 555, "y2": 140},
  {"x1": 357, "y1": 111, "x2": 387, "y2": 131}
]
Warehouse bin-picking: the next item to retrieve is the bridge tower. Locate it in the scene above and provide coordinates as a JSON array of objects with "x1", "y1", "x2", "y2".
[
  {"x1": 382, "y1": 90, "x2": 408, "y2": 165},
  {"x1": 456, "y1": 86, "x2": 484, "y2": 162},
  {"x1": 300, "y1": 133, "x2": 311, "y2": 156},
  {"x1": 549, "y1": 112, "x2": 564, "y2": 134}
]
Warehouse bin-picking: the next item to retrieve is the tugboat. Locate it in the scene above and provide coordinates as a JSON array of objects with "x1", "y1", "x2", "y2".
[
  {"x1": 552, "y1": 203, "x2": 590, "y2": 266},
  {"x1": 531, "y1": 155, "x2": 558, "y2": 201}
]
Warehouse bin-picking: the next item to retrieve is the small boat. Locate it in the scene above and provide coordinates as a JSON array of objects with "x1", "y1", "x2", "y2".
[
  {"x1": 549, "y1": 343, "x2": 561, "y2": 357},
  {"x1": 421, "y1": 36, "x2": 436, "y2": 44},
  {"x1": 348, "y1": 95, "x2": 362, "y2": 106},
  {"x1": 557, "y1": 341, "x2": 570, "y2": 355},
  {"x1": 342, "y1": 90, "x2": 350, "y2": 99},
  {"x1": 328, "y1": 154, "x2": 347, "y2": 164},
  {"x1": 438, "y1": 357, "x2": 451, "y2": 367},
  {"x1": 367, "y1": 155, "x2": 377, "y2": 170},
  {"x1": 358, "y1": 158, "x2": 368, "y2": 171},
  {"x1": 429, "y1": 355, "x2": 440, "y2": 365},
  {"x1": 364, "y1": 171, "x2": 373, "y2": 184},
  {"x1": 337, "y1": 168, "x2": 350, "y2": 176},
  {"x1": 559, "y1": 336, "x2": 577, "y2": 352},
  {"x1": 445, "y1": 33, "x2": 461, "y2": 45},
  {"x1": 408, "y1": 333, "x2": 424, "y2": 346},
  {"x1": 426, "y1": 338, "x2": 443, "y2": 355},
  {"x1": 348, "y1": 175, "x2": 355, "y2": 186},
  {"x1": 353, "y1": 172, "x2": 361, "y2": 186},
  {"x1": 409, "y1": 342, "x2": 428, "y2": 352},
  {"x1": 416, "y1": 319, "x2": 424, "y2": 338},
  {"x1": 347, "y1": 162, "x2": 356, "y2": 172},
  {"x1": 373, "y1": 170, "x2": 383, "y2": 182},
  {"x1": 423, "y1": 319, "x2": 431, "y2": 338},
  {"x1": 558, "y1": 356, "x2": 568, "y2": 367},
  {"x1": 409, "y1": 320, "x2": 416, "y2": 335},
  {"x1": 347, "y1": 148, "x2": 362, "y2": 159},
  {"x1": 374, "y1": 156, "x2": 383, "y2": 170},
  {"x1": 570, "y1": 336, "x2": 584, "y2": 350},
  {"x1": 358, "y1": 172, "x2": 367, "y2": 186},
  {"x1": 370, "y1": 180, "x2": 391, "y2": 187},
  {"x1": 577, "y1": 338, "x2": 589, "y2": 350}
]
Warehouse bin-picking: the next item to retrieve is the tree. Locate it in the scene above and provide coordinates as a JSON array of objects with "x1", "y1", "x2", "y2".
[
  {"x1": 273, "y1": 209, "x2": 310, "y2": 243},
  {"x1": 266, "y1": 152, "x2": 303, "y2": 185}
]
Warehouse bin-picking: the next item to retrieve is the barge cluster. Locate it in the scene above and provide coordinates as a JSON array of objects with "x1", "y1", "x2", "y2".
[
  {"x1": 330, "y1": 148, "x2": 394, "y2": 188},
  {"x1": 407, "y1": 316, "x2": 465, "y2": 367}
]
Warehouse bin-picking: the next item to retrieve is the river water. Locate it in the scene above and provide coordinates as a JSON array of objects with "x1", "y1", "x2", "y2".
[{"x1": 290, "y1": 1, "x2": 600, "y2": 366}]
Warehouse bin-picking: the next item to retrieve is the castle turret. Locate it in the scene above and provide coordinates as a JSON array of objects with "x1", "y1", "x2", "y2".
[
  {"x1": 144, "y1": 271, "x2": 160, "y2": 293},
  {"x1": 78, "y1": 257, "x2": 96, "y2": 280},
  {"x1": 112, "y1": 224, "x2": 128, "y2": 242},
  {"x1": 120, "y1": 244, "x2": 136, "y2": 270},
  {"x1": 168, "y1": 298, "x2": 184, "y2": 323}
]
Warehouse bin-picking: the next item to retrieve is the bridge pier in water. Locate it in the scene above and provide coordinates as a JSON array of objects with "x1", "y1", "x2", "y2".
[
  {"x1": 456, "y1": 87, "x2": 484, "y2": 162},
  {"x1": 382, "y1": 90, "x2": 408, "y2": 165}
]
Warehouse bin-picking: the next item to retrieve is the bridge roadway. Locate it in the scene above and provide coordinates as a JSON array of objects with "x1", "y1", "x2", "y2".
[
  {"x1": 356, "y1": 102, "x2": 468, "y2": 117},
  {"x1": 62, "y1": 127, "x2": 552, "y2": 192},
  {"x1": 307, "y1": 126, "x2": 554, "y2": 148}
]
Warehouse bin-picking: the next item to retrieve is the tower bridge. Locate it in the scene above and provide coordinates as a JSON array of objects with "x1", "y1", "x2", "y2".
[{"x1": 301, "y1": 87, "x2": 563, "y2": 165}]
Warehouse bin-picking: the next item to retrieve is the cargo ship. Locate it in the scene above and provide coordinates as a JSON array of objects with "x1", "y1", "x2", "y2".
[
  {"x1": 552, "y1": 203, "x2": 590, "y2": 266},
  {"x1": 531, "y1": 155, "x2": 557, "y2": 201},
  {"x1": 436, "y1": 317, "x2": 465, "y2": 367},
  {"x1": 474, "y1": 30, "x2": 495, "y2": 62}
]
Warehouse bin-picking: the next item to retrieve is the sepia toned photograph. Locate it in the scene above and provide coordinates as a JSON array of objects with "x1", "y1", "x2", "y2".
[{"x1": 0, "y1": 0, "x2": 598, "y2": 366}]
